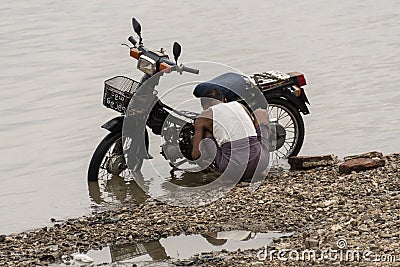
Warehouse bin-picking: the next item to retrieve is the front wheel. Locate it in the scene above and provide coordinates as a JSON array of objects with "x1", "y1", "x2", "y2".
[
  {"x1": 88, "y1": 132, "x2": 142, "y2": 182},
  {"x1": 268, "y1": 98, "x2": 305, "y2": 159}
]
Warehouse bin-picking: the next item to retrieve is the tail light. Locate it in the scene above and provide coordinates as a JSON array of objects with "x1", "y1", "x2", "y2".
[{"x1": 289, "y1": 72, "x2": 307, "y2": 87}]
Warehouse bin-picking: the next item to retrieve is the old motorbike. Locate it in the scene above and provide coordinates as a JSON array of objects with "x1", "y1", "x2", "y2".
[{"x1": 87, "y1": 18, "x2": 310, "y2": 181}]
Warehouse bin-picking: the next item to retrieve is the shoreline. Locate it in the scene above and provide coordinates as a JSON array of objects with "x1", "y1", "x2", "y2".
[{"x1": 1, "y1": 153, "x2": 399, "y2": 266}]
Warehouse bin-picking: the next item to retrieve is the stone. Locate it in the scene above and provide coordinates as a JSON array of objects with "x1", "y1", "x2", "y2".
[
  {"x1": 380, "y1": 233, "x2": 392, "y2": 238},
  {"x1": 305, "y1": 238, "x2": 319, "y2": 249},
  {"x1": 38, "y1": 254, "x2": 56, "y2": 263},
  {"x1": 0, "y1": 235, "x2": 5, "y2": 242},
  {"x1": 323, "y1": 199, "x2": 337, "y2": 207},
  {"x1": 339, "y1": 158, "x2": 385, "y2": 174},
  {"x1": 344, "y1": 151, "x2": 383, "y2": 161},
  {"x1": 288, "y1": 155, "x2": 338, "y2": 170},
  {"x1": 237, "y1": 182, "x2": 250, "y2": 188},
  {"x1": 331, "y1": 224, "x2": 342, "y2": 231}
]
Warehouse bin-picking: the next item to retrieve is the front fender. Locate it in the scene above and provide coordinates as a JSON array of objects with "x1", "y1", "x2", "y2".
[
  {"x1": 101, "y1": 116, "x2": 151, "y2": 158},
  {"x1": 101, "y1": 116, "x2": 124, "y2": 133}
]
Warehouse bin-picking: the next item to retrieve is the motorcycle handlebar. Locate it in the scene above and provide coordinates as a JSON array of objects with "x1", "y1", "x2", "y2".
[
  {"x1": 180, "y1": 65, "x2": 200, "y2": 75},
  {"x1": 128, "y1": 36, "x2": 137, "y2": 46}
]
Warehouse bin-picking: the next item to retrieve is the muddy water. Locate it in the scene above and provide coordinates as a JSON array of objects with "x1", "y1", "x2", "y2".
[{"x1": 1, "y1": 1, "x2": 399, "y2": 234}]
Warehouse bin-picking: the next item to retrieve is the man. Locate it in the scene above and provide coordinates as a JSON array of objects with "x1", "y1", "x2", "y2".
[{"x1": 191, "y1": 89, "x2": 270, "y2": 181}]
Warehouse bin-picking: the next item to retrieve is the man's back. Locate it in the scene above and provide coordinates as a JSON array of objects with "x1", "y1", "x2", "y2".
[{"x1": 211, "y1": 102, "x2": 256, "y2": 146}]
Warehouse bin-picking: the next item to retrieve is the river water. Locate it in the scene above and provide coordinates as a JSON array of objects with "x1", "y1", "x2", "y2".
[{"x1": 1, "y1": 0, "x2": 399, "y2": 234}]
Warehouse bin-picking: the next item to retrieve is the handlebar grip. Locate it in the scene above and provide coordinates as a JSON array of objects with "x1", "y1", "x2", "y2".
[
  {"x1": 181, "y1": 65, "x2": 199, "y2": 75},
  {"x1": 128, "y1": 36, "x2": 137, "y2": 46}
]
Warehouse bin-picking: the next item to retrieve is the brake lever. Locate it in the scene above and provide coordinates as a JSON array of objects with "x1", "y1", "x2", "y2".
[{"x1": 121, "y1": 43, "x2": 131, "y2": 48}]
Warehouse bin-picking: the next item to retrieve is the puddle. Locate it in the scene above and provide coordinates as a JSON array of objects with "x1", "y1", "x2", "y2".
[{"x1": 67, "y1": 230, "x2": 291, "y2": 265}]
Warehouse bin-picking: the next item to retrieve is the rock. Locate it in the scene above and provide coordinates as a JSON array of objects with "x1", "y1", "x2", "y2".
[
  {"x1": 305, "y1": 238, "x2": 319, "y2": 249},
  {"x1": 344, "y1": 151, "x2": 383, "y2": 161},
  {"x1": 72, "y1": 253, "x2": 93, "y2": 263},
  {"x1": 358, "y1": 224, "x2": 369, "y2": 232},
  {"x1": 38, "y1": 254, "x2": 56, "y2": 263},
  {"x1": 48, "y1": 244, "x2": 59, "y2": 251},
  {"x1": 0, "y1": 235, "x2": 5, "y2": 242},
  {"x1": 349, "y1": 230, "x2": 360, "y2": 236},
  {"x1": 380, "y1": 233, "x2": 392, "y2": 238},
  {"x1": 339, "y1": 158, "x2": 385, "y2": 174},
  {"x1": 237, "y1": 182, "x2": 250, "y2": 187},
  {"x1": 331, "y1": 224, "x2": 342, "y2": 231},
  {"x1": 288, "y1": 155, "x2": 338, "y2": 170},
  {"x1": 323, "y1": 199, "x2": 337, "y2": 207}
]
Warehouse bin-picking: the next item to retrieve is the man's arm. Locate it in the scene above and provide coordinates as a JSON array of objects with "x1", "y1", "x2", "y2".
[
  {"x1": 191, "y1": 117, "x2": 206, "y2": 160},
  {"x1": 191, "y1": 109, "x2": 213, "y2": 160}
]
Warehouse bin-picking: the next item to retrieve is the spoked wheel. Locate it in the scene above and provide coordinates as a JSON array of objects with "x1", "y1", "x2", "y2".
[
  {"x1": 268, "y1": 98, "x2": 305, "y2": 160},
  {"x1": 87, "y1": 132, "x2": 132, "y2": 182}
]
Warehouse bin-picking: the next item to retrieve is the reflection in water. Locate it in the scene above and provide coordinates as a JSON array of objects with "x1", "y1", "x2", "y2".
[
  {"x1": 84, "y1": 231, "x2": 291, "y2": 264},
  {"x1": 88, "y1": 174, "x2": 148, "y2": 205},
  {"x1": 88, "y1": 170, "x2": 220, "y2": 206},
  {"x1": 168, "y1": 169, "x2": 220, "y2": 187}
]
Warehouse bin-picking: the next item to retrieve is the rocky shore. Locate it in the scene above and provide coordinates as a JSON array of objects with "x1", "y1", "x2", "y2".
[{"x1": 0, "y1": 153, "x2": 399, "y2": 266}]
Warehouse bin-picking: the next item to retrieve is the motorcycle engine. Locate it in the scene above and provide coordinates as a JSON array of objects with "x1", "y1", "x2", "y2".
[{"x1": 161, "y1": 123, "x2": 194, "y2": 163}]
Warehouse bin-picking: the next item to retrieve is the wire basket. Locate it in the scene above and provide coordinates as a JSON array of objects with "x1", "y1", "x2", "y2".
[{"x1": 103, "y1": 76, "x2": 141, "y2": 113}]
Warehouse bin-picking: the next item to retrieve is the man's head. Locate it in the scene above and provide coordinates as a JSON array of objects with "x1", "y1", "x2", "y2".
[{"x1": 200, "y1": 88, "x2": 224, "y2": 109}]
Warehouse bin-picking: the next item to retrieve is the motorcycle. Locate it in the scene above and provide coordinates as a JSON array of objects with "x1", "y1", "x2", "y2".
[{"x1": 87, "y1": 18, "x2": 310, "y2": 182}]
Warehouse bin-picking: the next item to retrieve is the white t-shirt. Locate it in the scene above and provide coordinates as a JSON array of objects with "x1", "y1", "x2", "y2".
[{"x1": 211, "y1": 102, "x2": 257, "y2": 146}]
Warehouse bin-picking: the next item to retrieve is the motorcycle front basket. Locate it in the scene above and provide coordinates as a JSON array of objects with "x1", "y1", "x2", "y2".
[{"x1": 103, "y1": 76, "x2": 141, "y2": 113}]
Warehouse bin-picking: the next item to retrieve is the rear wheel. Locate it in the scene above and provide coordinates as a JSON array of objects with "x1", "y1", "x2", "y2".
[{"x1": 268, "y1": 98, "x2": 305, "y2": 159}]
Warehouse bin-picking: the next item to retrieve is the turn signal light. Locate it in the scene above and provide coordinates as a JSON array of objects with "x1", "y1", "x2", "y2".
[
  {"x1": 159, "y1": 62, "x2": 171, "y2": 73},
  {"x1": 130, "y1": 49, "x2": 141, "y2": 59},
  {"x1": 291, "y1": 85, "x2": 301, "y2": 97}
]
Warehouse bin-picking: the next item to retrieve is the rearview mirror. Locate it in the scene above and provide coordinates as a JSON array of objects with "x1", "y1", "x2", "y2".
[
  {"x1": 173, "y1": 42, "x2": 182, "y2": 63},
  {"x1": 132, "y1": 18, "x2": 142, "y2": 36}
]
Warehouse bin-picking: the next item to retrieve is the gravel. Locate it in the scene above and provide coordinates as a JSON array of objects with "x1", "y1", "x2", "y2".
[{"x1": 0, "y1": 153, "x2": 399, "y2": 266}]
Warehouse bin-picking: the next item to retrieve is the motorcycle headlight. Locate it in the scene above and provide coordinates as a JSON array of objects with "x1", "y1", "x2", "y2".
[{"x1": 137, "y1": 55, "x2": 156, "y2": 75}]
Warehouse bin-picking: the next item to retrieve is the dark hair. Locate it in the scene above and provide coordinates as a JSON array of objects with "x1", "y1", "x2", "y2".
[
  {"x1": 201, "y1": 88, "x2": 224, "y2": 101},
  {"x1": 200, "y1": 88, "x2": 224, "y2": 109}
]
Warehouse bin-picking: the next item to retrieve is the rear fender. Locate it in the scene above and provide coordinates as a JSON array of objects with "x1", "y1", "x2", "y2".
[
  {"x1": 264, "y1": 88, "x2": 310, "y2": 115},
  {"x1": 283, "y1": 92, "x2": 310, "y2": 115}
]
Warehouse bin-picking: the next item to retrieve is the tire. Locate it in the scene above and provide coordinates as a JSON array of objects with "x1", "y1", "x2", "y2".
[
  {"x1": 268, "y1": 98, "x2": 305, "y2": 158},
  {"x1": 88, "y1": 132, "x2": 122, "y2": 182}
]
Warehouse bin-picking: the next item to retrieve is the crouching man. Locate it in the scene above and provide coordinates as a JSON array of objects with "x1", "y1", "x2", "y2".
[{"x1": 191, "y1": 89, "x2": 270, "y2": 181}]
